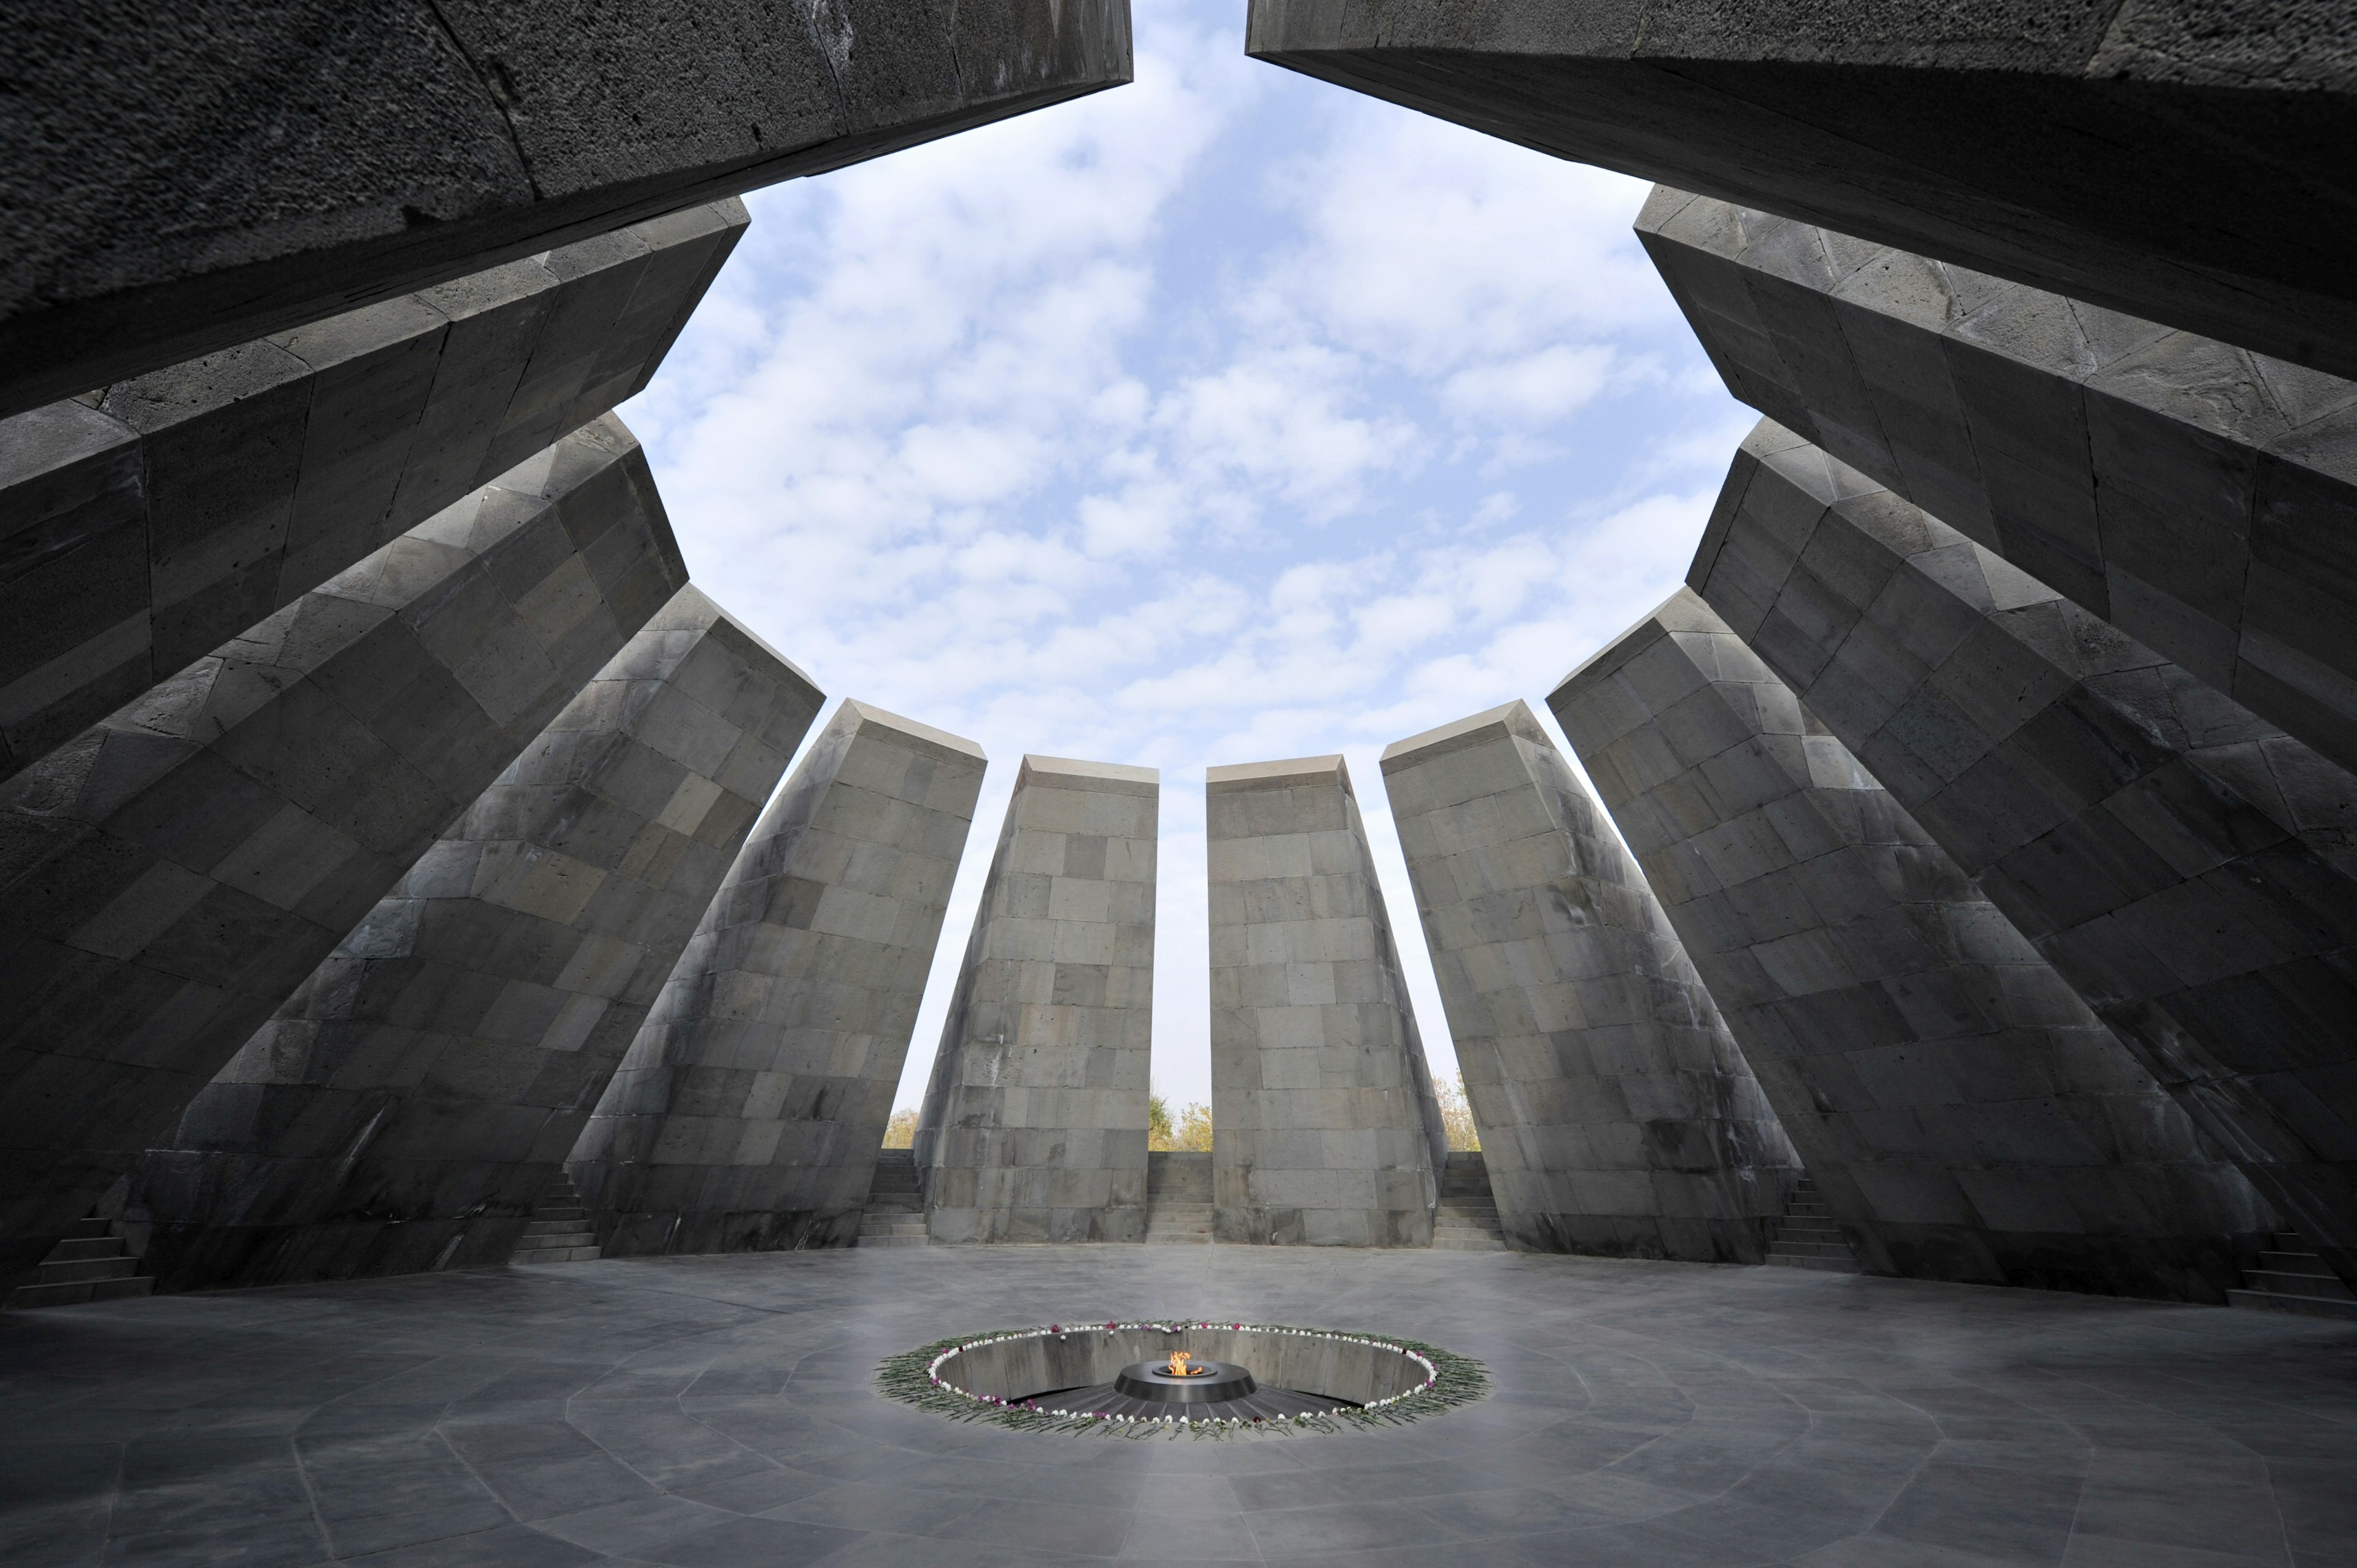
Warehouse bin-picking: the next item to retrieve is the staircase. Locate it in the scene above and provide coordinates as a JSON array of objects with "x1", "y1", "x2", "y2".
[
  {"x1": 858, "y1": 1149, "x2": 929, "y2": 1246},
  {"x1": 1765, "y1": 1175, "x2": 1860, "y2": 1272},
  {"x1": 4, "y1": 1212, "x2": 153, "y2": 1310},
  {"x1": 2229, "y1": 1232, "x2": 2357, "y2": 1321},
  {"x1": 1433, "y1": 1151, "x2": 1508, "y2": 1251},
  {"x1": 508, "y1": 1172, "x2": 602, "y2": 1264},
  {"x1": 1145, "y1": 1151, "x2": 1213, "y2": 1244}
]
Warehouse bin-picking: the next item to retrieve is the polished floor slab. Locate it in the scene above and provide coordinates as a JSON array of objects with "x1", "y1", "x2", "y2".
[{"x1": 1, "y1": 1245, "x2": 2351, "y2": 1567}]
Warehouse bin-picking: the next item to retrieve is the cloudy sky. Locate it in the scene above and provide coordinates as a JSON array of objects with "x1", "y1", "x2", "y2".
[{"x1": 619, "y1": 0, "x2": 1747, "y2": 1114}]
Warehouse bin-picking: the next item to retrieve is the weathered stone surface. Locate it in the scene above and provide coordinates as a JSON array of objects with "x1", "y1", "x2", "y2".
[
  {"x1": 125, "y1": 587, "x2": 820, "y2": 1291},
  {"x1": 1553, "y1": 592, "x2": 2272, "y2": 1299},
  {"x1": 573, "y1": 701, "x2": 984, "y2": 1256},
  {"x1": 1639, "y1": 187, "x2": 2357, "y2": 783},
  {"x1": 0, "y1": 203, "x2": 744, "y2": 786},
  {"x1": 1207, "y1": 754, "x2": 1442, "y2": 1247},
  {"x1": 0, "y1": 415, "x2": 687, "y2": 1289},
  {"x1": 1382, "y1": 701, "x2": 1798, "y2": 1262},
  {"x1": 1691, "y1": 419, "x2": 2357, "y2": 1296},
  {"x1": 1245, "y1": 2, "x2": 2357, "y2": 377},
  {"x1": 916, "y1": 755, "x2": 1156, "y2": 1244},
  {"x1": 2, "y1": 2, "x2": 1132, "y2": 415}
]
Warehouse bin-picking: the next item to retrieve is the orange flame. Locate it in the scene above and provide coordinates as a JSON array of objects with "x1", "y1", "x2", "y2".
[{"x1": 1165, "y1": 1351, "x2": 1198, "y2": 1376}]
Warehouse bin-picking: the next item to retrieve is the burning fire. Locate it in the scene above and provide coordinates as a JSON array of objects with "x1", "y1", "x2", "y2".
[{"x1": 1164, "y1": 1351, "x2": 1206, "y2": 1377}]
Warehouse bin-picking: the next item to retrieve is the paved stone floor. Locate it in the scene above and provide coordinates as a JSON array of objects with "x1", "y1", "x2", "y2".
[{"x1": 2, "y1": 1246, "x2": 2353, "y2": 1567}]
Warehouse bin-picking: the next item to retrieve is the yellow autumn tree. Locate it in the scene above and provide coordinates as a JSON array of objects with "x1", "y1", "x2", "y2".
[{"x1": 881, "y1": 1108, "x2": 918, "y2": 1149}]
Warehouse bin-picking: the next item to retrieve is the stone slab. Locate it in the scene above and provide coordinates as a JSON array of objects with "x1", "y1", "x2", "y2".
[
  {"x1": 1382, "y1": 700, "x2": 1799, "y2": 1262},
  {"x1": 0, "y1": 414, "x2": 688, "y2": 1289},
  {"x1": 1206, "y1": 754, "x2": 1441, "y2": 1247},
  {"x1": 1691, "y1": 418, "x2": 2357, "y2": 1296},
  {"x1": 0, "y1": 201, "x2": 745, "y2": 786},
  {"x1": 571, "y1": 700, "x2": 985, "y2": 1256},
  {"x1": 1552, "y1": 592, "x2": 2273, "y2": 1299},
  {"x1": 916, "y1": 755, "x2": 1157, "y2": 1244},
  {"x1": 2, "y1": 2, "x2": 1132, "y2": 415},
  {"x1": 125, "y1": 586, "x2": 821, "y2": 1291},
  {"x1": 1245, "y1": 1, "x2": 2357, "y2": 377}
]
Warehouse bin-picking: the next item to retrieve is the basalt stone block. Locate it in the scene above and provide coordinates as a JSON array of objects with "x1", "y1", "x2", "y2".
[
  {"x1": 1246, "y1": 1, "x2": 2357, "y2": 377},
  {"x1": 126, "y1": 587, "x2": 820, "y2": 1291},
  {"x1": 2, "y1": 1, "x2": 1132, "y2": 415},
  {"x1": 573, "y1": 700, "x2": 984, "y2": 1256},
  {"x1": 0, "y1": 202, "x2": 745, "y2": 786},
  {"x1": 1552, "y1": 592, "x2": 2272, "y2": 1299},
  {"x1": 0, "y1": 415, "x2": 686, "y2": 1290},
  {"x1": 1639, "y1": 188, "x2": 2357, "y2": 783},
  {"x1": 916, "y1": 756, "x2": 1157, "y2": 1245},
  {"x1": 1382, "y1": 701, "x2": 1798, "y2": 1262},
  {"x1": 1691, "y1": 419, "x2": 2357, "y2": 1295},
  {"x1": 1207, "y1": 754, "x2": 1442, "y2": 1248}
]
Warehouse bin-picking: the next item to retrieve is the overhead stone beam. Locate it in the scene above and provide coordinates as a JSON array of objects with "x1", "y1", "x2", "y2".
[
  {"x1": 916, "y1": 755, "x2": 1158, "y2": 1245},
  {"x1": 0, "y1": 415, "x2": 688, "y2": 1289},
  {"x1": 1382, "y1": 700, "x2": 1798, "y2": 1262},
  {"x1": 128, "y1": 587, "x2": 821, "y2": 1292},
  {"x1": 572, "y1": 700, "x2": 985, "y2": 1256},
  {"x1": 1207, "y1": 754, "x2": 1444, "y2": 1248},
  {"x1": 1639, "y1": 187, "x2": 2357, "y2": 782},
  {"x1": 1692, "y1": 419, "x2": 2357, "y2": 1297},
  {"x1": 1552, "y1": 591, "x2": 2270, "y2": 1299},
  {"x1": 1244, "y1": 1, "x2": 2357, "y2": 378},
  {"x1": 3, "y1": 2, "x2": 1132, "y2": 416},
  {"x1": 0, "y1": 201, "x2": 745, "y2": 786}
]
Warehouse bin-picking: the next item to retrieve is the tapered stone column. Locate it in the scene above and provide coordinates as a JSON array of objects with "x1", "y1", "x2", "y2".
[
  {"x1": 125, "y1": 588, "x2": 821, "y2": 1289},
  {"x1": 1207, "y1": 755, "x2": 1441, "y2": 1248},
  {"x1": 0, "y1": 415, "x2": 688, "y2": 1288},
  {"x1": 1552, "y1": 592, "x2": 2272, "y2": 1298},
  {"x1": 1638, "y1": 186, "x2": 2357, "y2": 779},
  {"x1": 1382, "y1": 702, "x2": 1799, "y2": 1261},
  {"x1": 573, "y1": 701, "x2": 985, "y2": 1255},
  {"x1": 916, "y1": 756, "x2": 1156, "y2": 1243},
  {"x1": 0, "y1": 201, "x2": 744, "y2": 783},
  {"x1": 1692, "y1": 419, "x2": 2357, "y2": 1295}
]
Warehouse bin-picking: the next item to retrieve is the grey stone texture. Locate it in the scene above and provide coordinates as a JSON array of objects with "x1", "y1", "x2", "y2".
[
  {"x1": 0, "y1": 202, "x2": 745, "y2": 786},
  {"x1": 1552, "y1": 591, "x2": 2274, "y2": 1299},
  {"x1": 915, "y1": 757, "x2": 1157, "y2": 1244},
  {"x1": 0, "y1": 415, "x2": 687, "y2": 1289},
  {"x1": 1244, "y1": 2, "x2": 2357, "y2": 379},
  {"x1": 1206, "y1": 754, "x2": 1443, "y2": 1247},
  {"x1": 1690, "y1": 419, "x2": 2357, "y2": 1297},
  {"x1": 1639, "y1": 187, "x2": 2357, "y2": 784},
  {"x1": 572, "y1": 701, "x2": 985, "y2": 1256},
  {"x1": 2, "y1": 2, "x2": 1133, "y2": 415},
  {"x1": 124, "y1": 587, "x2": 821, "y2": 1292},
  {"x1": 1380, "y1": 701, "x2": 1800, "y2": 1262}
]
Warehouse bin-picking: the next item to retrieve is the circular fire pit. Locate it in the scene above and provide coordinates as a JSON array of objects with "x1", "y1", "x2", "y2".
[{"x1": 1113, "y1": 1356, "x2": 1256, "y2": 1405}]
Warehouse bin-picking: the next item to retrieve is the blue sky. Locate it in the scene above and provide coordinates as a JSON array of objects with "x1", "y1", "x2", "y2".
[{"x1": 619, "y1": 0, "x2": 1749, "y2": 1113}]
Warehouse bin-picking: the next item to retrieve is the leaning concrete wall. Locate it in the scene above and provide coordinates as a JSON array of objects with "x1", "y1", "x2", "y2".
[
  {"x1": 916, "y1": 755, "x2": 1156, "y2": 1243},
  {"x1": 1691, "y1": 419, "x2": 2357, "y2": 1296},
  {"x1": 126, "y1": 588, "x2": 821, "y2": 1290},
  {"x1": 0, "y1": 201, "x2": 743, "y2": 787},
  {"x1": 0, "y1": 415, "x2": 688, "y2": 1289},
  {"x1": 1382, "y1": 701, "x2": 1798, "y2": 1262},
  {"x1": 573, "y1": 701, "x2": 985, "y2": 1255},
  {"x1": 1638, "y1": 187, "x2": 2357, "y2": 781},
  {"x1": 1207, "y1": 754, "x2": 1440, "y2": 1247},
  {"x1": 1553, "y1": 590, "x2": 2272, "y2": 1299}
]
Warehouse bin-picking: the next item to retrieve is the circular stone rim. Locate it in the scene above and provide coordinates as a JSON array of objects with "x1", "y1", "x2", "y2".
[{"x1": 1114, "y1": 1358, "x2": 1257, "y2": 1404}]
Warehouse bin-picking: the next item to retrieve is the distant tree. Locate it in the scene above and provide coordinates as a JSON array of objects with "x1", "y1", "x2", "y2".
[
  {"x1": 1434, "y1": 1076, "x2": 1480, "y2": 1151},
  {"x1": 1147, "y1": 1094, "x2": 1175, "y2": 1151},
  {"x1": 881, "y1": 1108, "x2": 918, "y2": 1149},
  {"x1": 1172, "y1": 1101, "x2": 1213, "y2": 1152}
]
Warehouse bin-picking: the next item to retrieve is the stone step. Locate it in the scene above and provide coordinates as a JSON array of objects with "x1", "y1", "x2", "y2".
[
  {"x1": 862, "y1": 1219, "x2": 929, "y2": 1235},
  {"x1": 2258, "y1": 1251, "x2": 2336, "y2": 1276},
  {"x1": 1433, "y1": 1235, "x2": 1509, "y2": 1251},
  {"x1": 1767, "y1": 1253, "x2": 1862, "y2": 1273},
  {"x1": 64, "y1": 1216, "x2": 114, "y2": 1242},
  {"x1": 1787, "y1": 1202, "x2": 1831, "y2": 1218},
  {"x1": 532, "y1": 1206, "x2": 586, "y2": 1222},
  {"x1": 1776, "y1": 1223, "x2": 1846, "y2": 1242},
  {"x1": 1771, "y1": 1241, "x2": 1856, "y2": 1260},
  {"x1": 510, "y1": 1244, "x2": 602, "y2": 1264},
  {"x1": 2243, "y1": 1269, "x2": 2354, "y2": 1301},
  {"x1": 520, "y1": 1230, "x2": 596, "y2": 1251},
  {"x1": 2229, "y1": 1288, "x2": 2357, "y2": 1323},
  {"x1": 34, "y1": 1256, "x2": 141, "y2": 1285},
  {"x1": 858, "y1": 1234, "x2": 931, "y2": 1248},
  {"x1": 521, "y1": 1219, "x2": 594, "y2": 1238},
  {"x1": 45, "y1": 1237, "x2": 127, "y2": 1263},
  {"x1": 6, "y1": 1275, "x2": 155, "y2": 1310}
]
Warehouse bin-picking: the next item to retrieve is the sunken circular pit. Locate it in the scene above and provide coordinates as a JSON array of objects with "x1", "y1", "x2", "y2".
[{"x1": 877, "y1": 1319, "x2": 1487, "y2": 1435}]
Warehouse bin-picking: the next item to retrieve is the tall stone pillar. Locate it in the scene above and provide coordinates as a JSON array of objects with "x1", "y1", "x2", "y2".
[
  {"x1": 1206, "y1": 755, "x2": 1441, "y2": 1247},
  {"x1": 1638, "y1": 185, "x2": 2357, "y2": 779},
  {"x1": 1381, "y1": 703, "x2": 1798, "y2": 1261},
  {"x1": 1691, "y1": 419, "x2": 2357, "y2": 1295},
  {"x1": 126, "y1": 588, "x2": 821, "y2": 1290},
  {"x1": 916, "y1": 755, "x2": 1157, "y2": 1243},
  {"x1": 1552, "y1": 591, "x2": 2272, "y2": 1299},
  {"x1": 573, "y1": 701, "x2": 985, "y2": 1254},
  {"x1": 0, "y1": 415, "x2": 689, "y2": 1288}
]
